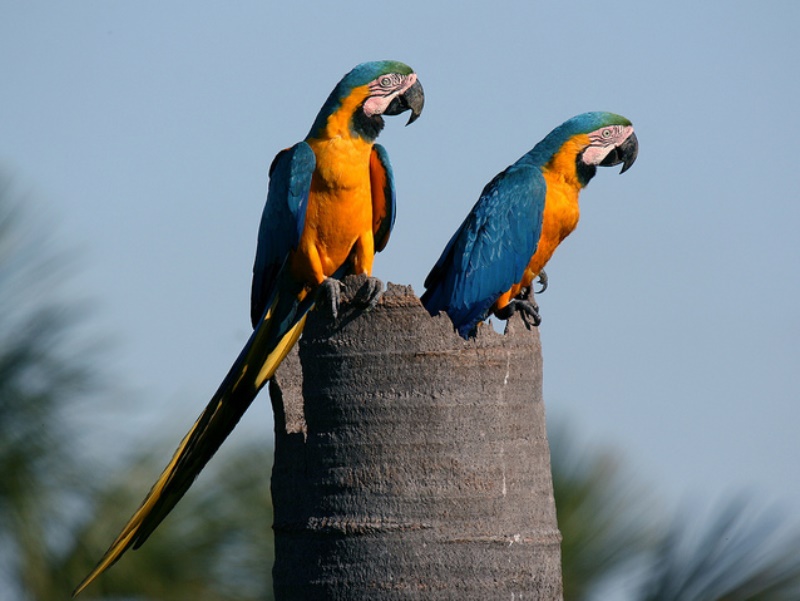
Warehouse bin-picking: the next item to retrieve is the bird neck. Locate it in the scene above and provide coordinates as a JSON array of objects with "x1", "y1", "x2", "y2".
[
  {"x1": 308, "y1": 85, "x2": 381, "y2": 142},
  {"x1": 536, "y1": 134, "x2": 590, "y2": 189}
]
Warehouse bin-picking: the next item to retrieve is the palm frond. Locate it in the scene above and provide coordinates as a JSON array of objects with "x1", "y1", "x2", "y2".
[
  {"x1": 638, "y1": 498, "x2": 800, "y2": 601},
  {"x1": 549, "y1": 421, "x2": 660, "y2": 600}
]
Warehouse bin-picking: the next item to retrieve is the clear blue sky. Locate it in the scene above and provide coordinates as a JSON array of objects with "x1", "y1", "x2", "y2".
[{"x1": 3, "y1": 0, "x2": 799, "y2": 547}]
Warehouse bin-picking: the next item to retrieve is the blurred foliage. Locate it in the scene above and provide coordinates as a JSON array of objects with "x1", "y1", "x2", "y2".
[
  {"x1": 636, "y1": 498, "x2": 800, "y2": 601},
  {"x1": 551, "y1": 421, "x2": 800, "y2": 601},
  {"x1": 550, "y1": 422, "x2": 659, "y2": 599},
  {"x1": 0, "y1": 174, "x2": 97, "y2": 600},
  {"x1": 0, "y1": 173, "x2": 274, "y2": 600},
  {"x1": 66, "y1": 442, "x2": 274, "y2": 601}
]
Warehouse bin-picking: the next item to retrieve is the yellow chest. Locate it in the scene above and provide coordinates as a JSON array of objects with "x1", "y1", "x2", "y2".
[
  {"x1": 502, "y1": 174, "x2": 582, "y2": 298},
  {"x1": 291, "y1": 134, "x2": 376, "y2": 282},
  {"x1": 495, "y1": 135, "x2": 588, "y2": 307},
  {"x1": 523, "y1": 149, "x2": 585, "y2": 278},
  {"x1": 307, "y1": 136, "x2": 373, "y2": 194},
  {"x1": 305, "y1": 136, "x2": 375, "y2": 235},
  {"x1": 538, "y1": 172, "x2": 581, "y2": 253}
]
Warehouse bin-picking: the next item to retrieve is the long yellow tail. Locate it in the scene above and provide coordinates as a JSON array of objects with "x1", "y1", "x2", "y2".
[{"x1": 73, "y1": 295, "x2": 309, "y2": 596}]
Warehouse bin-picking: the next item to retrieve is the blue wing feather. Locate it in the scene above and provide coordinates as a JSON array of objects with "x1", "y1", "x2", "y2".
[
  {"x1": 370, "y1": 143, "x2": 396, "y2": 253},
  {"x1": 421, "y1": 159, "x2": 545, "y2": 338},
  {"x1": 250, "y1": 142, "x2": 315, "y2": 327}
]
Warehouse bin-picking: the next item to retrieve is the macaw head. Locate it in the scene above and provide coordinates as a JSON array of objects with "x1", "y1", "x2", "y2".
[
  {"x1": 535, "y1": 112, "x2": 638, "y2": 186},
  {"x1": 308, "y1": 60, "x2": 425, "y2": 141}
]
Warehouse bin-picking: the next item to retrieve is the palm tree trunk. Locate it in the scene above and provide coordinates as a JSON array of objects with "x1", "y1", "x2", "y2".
[{"x1": 270, "y1": 275, "x2": 562, "y2": 600}]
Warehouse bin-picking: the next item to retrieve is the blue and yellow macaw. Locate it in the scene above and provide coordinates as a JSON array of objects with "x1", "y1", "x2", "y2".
[
  {"x1": 421, "y1": 112, "x2": 637, "y2": 338},
  {"x1": 74, "y1": 60, "x2": 424, "y2": 595}
]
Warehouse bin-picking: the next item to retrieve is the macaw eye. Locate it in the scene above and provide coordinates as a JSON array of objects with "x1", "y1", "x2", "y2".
[
  {"x1": 380, "y1": 76, "x2": 393, "y2": 88},
  {"x1": 602, "y1": 128, "x2": 613, "y2": 139}
]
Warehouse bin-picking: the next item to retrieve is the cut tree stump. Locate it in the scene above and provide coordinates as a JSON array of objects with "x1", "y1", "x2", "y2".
[{"x1": 270, "y1": 275, "x2": 563, "y2": 600}]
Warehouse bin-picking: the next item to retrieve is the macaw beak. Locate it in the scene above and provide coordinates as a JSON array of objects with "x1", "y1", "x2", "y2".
[
  {"x1": 600, "y1": 131, "x2": 639, "y2": 174},
  {"x1": 384, "y1": 79, "x2": 425, "y2": 125}
]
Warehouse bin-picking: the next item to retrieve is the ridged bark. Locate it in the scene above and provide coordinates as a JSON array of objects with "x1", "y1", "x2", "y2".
[{"x1": 270, "y1": 275, "x2": 562, "y2": 600}]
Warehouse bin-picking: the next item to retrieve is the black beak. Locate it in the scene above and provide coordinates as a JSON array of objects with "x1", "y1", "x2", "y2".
[
  {"x1": 384, "y1": 79, "x2": 425, "y2": 125},
  {"x1": 599, "y1": 131, "x2": 639, "y2": 174}
]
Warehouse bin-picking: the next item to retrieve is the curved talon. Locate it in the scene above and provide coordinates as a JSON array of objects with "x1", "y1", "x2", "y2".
[
  {"x1": 495, "y1": 298, "x2": 542, "y2": 329},
  {"x1": 515, "y1": 299, "x2": 542, "y2": 329},
  {"x1": 534, "y1": 270, "x2": 548, "y2": 295},
  {"x1": 354, "y1": 276, "x2": 384, "y2": 311},
  {"x1": 317, "y1": 278, "x2": 343, "y2": 319},
  {"x1": 518, "y1": 307, "x2": 542, "y2": 329}
]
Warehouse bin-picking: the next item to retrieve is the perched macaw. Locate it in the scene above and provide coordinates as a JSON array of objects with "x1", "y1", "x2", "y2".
[
  {"x1": 74, "y1": 60, "x2": 424, "y2": 595},
  {"x1": 421, "y1": 112, "x2": 637, "y2": 338}
]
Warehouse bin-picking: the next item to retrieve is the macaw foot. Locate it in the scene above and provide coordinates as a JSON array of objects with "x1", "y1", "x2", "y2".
[
  {"x1": 495, "y1": 297, "x2": 542, "y2": 329},
  {"x1": 317, "y1": 277, "x2": 343, "y2": 319},
  {"x1": 316, "y1": 275, "x2": 384, "y2": 321},
  {"x1": 535, "y1": 270, "x2": 548, "y2": 294},
  {"x1": 352, "y1": 276, "x2": 384, "y2": 312}
]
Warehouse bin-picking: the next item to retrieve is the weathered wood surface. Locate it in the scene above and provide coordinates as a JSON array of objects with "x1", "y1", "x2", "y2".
[{"x1": 271, "y1": 276, "x2": 562, "y2": 600}]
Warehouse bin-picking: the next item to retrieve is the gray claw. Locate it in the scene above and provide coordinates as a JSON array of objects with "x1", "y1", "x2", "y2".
[
  {"x1": 495, "y1": 298, "x2": 542, "y2": 329},
  {"x1": 354, "y1": 277, "x2": 384, "y2": 311},
  {"x1": 535, "y1": 270, "x2": 548, "y2": 295},
  {"x1": 318, "y1": 278, "x2": 343, "y2": 319}
]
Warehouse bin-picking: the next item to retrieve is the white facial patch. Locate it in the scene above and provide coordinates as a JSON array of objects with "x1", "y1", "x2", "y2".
[
  {"x1": 581, "y1": 125, "x2": 635, "y2": 165},
  {"x1": 363, "y1": 73, "x2": 418, "y2": 117}
]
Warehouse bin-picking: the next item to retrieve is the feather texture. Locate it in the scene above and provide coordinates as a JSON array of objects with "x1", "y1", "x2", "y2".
[{"x1": 422, "y1": 112, "x2": 636, "y2": 338}]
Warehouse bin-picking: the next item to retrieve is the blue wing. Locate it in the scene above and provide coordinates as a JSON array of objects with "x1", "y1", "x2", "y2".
[
  {"x1": 421, "y1": 160, "x2": 545, "y2": 338},
  {"x1": 370, "y1": 143, "x2": 396, "y2": 253},
  {"x1": 250, "y1": 142, "x2": 316, "y2": 327}
]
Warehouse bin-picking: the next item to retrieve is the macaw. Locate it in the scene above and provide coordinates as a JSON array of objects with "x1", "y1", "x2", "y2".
[
  {"x1": 421, "y1": 112, "x2": 637, "y2": 338},
  {"x1": 74, "y1": 60, "x2": 424, "y2": 595}
]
